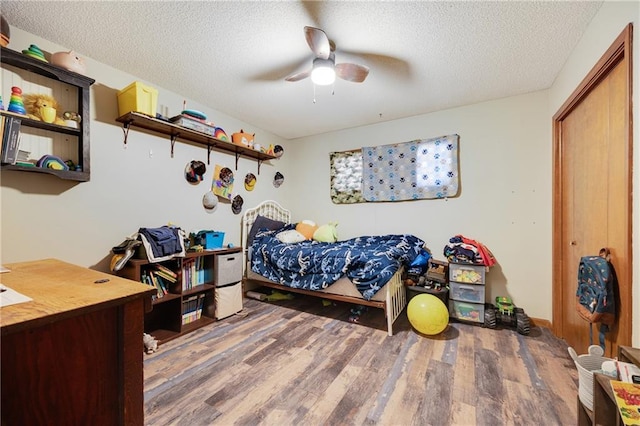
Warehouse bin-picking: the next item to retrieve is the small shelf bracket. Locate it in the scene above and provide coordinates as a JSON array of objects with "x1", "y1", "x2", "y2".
[
  {"x1": 122, "y1": 122, "x2": 131, "y2": 146},
  {"x1": 207, "y1": 144, "x2": 213, "y2": 165},
  {"x1": 235, "y1": 152, "x2": 240, "y2": 170},
  {"x1": 257, "y1": 159, "x2": 263, "y2": 175},
  {"x1": 170, "y1": 134, "x2": 178, "y2": 158}
]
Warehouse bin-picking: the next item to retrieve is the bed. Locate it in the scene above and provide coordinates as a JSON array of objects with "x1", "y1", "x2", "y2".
[{"x1": 241, "y1": 200, "x2": 424, "y2": 336}]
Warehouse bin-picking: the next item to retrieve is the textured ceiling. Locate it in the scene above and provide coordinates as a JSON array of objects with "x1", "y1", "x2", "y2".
[{"x1": 1, "y1": 1, "x2": 603, "y2": 140}]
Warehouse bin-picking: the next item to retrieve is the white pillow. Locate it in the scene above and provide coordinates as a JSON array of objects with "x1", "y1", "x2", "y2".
[{"x1": 276, "y1": 229, "x2": 306, "y2": 244}]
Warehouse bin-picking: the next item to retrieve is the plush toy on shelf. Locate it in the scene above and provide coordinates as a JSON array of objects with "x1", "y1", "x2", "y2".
[{"x1": 24, "y1": 93, "x2": 66, "y2": 125}]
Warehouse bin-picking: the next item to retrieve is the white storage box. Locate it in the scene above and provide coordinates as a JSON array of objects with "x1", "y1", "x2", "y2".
[
  {"x1": 215, "y1": 281, "x2": 243, "y2": 319},
  {"x1": 214, "y1": 252, "x2": 242, "y2": 286}
]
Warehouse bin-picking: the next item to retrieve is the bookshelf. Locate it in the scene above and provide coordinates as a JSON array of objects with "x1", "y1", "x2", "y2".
[
  {"x1": 116, "y1": 247, "x2": 242, "y2": 345},
  {"x1": 0, "y1": 46, "x2": 95, "y2": 181}
]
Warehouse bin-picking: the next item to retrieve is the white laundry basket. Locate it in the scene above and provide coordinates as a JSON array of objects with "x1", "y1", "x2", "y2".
[{"x1": 568, "y1": 345, "x2": 613, "y2": 411}]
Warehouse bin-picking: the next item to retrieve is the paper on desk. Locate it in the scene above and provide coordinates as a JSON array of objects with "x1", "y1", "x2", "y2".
[{"x1": 0, "y1": 284, "x2": 33, "y2": 307}]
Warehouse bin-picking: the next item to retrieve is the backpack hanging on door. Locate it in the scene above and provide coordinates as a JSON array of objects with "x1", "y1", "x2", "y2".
[{"x1": 576, "y1": 248, "x2": 617, "y2": 349}]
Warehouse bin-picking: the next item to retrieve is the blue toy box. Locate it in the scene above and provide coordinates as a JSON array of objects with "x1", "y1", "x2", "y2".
[{"x1": 204, "y1": 231, "x2": 225, "y2": 249}]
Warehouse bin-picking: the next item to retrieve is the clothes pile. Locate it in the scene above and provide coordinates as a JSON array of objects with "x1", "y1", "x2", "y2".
[{"x1": 443, "y1": 235, "x2": 496, "y2": 266}]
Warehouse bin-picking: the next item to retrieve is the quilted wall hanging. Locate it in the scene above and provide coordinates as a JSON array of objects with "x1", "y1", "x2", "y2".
[
  {"x1": 330, "y1": 134, "x2": 460, "y2": 204},
  {"x1": 330, "y1": 150, "x2": 365, "y2": 204}
]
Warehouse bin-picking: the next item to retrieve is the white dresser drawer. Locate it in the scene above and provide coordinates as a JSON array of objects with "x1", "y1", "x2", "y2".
[{"x1": 215, "y1": 252, "x2": 243, "y2": 286}]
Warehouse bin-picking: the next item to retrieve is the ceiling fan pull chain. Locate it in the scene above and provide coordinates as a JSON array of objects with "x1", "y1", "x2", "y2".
[{"x1": 313, "y1": 83, "x2": 317, "y2": 104}]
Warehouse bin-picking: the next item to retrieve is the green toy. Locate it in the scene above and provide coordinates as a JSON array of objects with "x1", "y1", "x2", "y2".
[
  {"x1": 484, "y1": 296, "x2": 531, "y2": 335},
  {"x1": 313, "y1": 222, "x2": 338, "y2": 243}
]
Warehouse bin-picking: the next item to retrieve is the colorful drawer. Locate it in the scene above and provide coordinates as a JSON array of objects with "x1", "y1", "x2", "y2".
[
  {"x1": 449, "y1": 300, "x2": 484, "y2": 323},
  {"x1": 449, "y1": 263, "x2": 486, "y2": 284}
]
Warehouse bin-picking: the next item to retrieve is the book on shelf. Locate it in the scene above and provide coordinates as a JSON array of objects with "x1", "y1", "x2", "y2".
[
  {"x1": 155, "y1": 263, "x2": 178, "y2": 279},
  {"x1": 1, "y1": 116, "x2": 22, "y2": 165},
  {"x1": 181, "y1": 293, "x2": 206, "y2": 325},
  {"x1": 610, "y1": 380, "x2": 640, "y2": 425}
]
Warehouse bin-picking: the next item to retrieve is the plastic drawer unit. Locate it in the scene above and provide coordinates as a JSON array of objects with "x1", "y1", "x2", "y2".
[
  {"x1": 214, "y1": 252, "x2": 243, "y2": 286},
  {"x1": 449, "y1": 300, "x2": 485, "y2": 323},
  {"x1": 449, "y1": 263, "x2": 485, "y2": 284},
  {"x1": 449, "y1": 282, "x2": 485, "y2": 304}
]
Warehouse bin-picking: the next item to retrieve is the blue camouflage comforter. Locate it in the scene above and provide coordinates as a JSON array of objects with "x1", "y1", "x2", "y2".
[{"x1": 251, "y1": 230, "x2": 424, "y2": 300}]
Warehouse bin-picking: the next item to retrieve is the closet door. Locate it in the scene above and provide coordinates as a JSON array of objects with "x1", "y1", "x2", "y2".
[{"x1": 552, "y1": 24, "x2": 632, "y2": 357}]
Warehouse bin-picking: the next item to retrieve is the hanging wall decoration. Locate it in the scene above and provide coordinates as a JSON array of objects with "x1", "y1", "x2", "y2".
[
  {"x1": 244, "y1": 172, "x2": 257, "y2": 191},
  {"x1": 212, "y1": 165, "x2": 234, "y2": 200},
  {"x1": 273, "y1": 171, "x2": 284, "y2": 188},
  {"x1": 330, "y1": 150, "x2": 365, "y2": 204},
  {"x1": 184, "y1": 160, "x2": 206, "y2": 184},
  {"x1": 362, "y1": 134, "x2": 459, "y2": 201},
  {"x1": 231, "y1": 194, "x2": 244, "y2": 214},
  {"x1": 329, "y1": 134, "x2": 460, "y2": 204}
]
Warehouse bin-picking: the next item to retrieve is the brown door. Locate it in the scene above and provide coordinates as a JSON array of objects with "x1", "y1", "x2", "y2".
[{"x1": 552, "y1": 24, "x2": 633, "y2": 357}]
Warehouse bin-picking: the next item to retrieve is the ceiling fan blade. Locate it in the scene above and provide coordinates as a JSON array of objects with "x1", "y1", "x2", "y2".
[
  {"x1": 304, "y1": 26, "x2": 330, "y2": 60},
  {"x1": 285, "y1": 69, "x2": 312, "y2": 82},
  {"x1": 339, "y1": 50, "x2": 411, "y2": 79},
  {"x1": 335, "y1": 63, "x2": 370, "y2": 83}
]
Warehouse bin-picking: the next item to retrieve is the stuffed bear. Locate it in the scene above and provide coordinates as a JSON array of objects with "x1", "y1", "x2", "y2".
[{"x1": 23, "y1": 93, "x2": 67, "y2": 125}]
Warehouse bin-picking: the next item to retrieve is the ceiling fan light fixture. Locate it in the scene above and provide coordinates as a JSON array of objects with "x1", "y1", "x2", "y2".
[{"x1": 311, "y1": 58, "x2": 335, "y2": 86}]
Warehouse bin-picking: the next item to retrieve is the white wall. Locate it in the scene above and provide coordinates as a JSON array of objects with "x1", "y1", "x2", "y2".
[
  {"x1": 287, "y1": 1, "x2": 639, "y2": 339},
  {"x1": 287, "y1": 91, "x2": 553, "y2": 320},
  {"x1": 0, "y1": 28, "x2": 292, "y2": 271},
  {"x1": 2, "y1": 2, "x2": 637, "y2": 339},
  {"x1": 547, "y1": 0, "x2": 638, "y2": 346}
]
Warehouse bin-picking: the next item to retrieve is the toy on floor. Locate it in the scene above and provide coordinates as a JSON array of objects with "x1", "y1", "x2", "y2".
[
  {"x1": 348, "y1": 305, "x2": 368, "y2": 323},
  {"x1": 265, "y1": 290, "x2": 294, "y2": 302},
  {"x1": 143, "y1": 333, "x2": 158, "y2": 354},
  {"x1": 407, "y1": 294, "x2": 449, "y2": 335},
  {"x1": 484, "y1": 296, "x2": 531, "y2": 335}
]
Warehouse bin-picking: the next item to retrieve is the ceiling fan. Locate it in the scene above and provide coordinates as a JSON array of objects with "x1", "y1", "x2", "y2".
[{"x1": 285, "y1": 26, "x2": 370, "y2": 86}]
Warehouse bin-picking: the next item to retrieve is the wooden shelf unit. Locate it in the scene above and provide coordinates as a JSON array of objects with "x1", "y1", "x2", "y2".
[
  {"x1": 115, "y1": 112, "x2": 276, "y2": 173},
  {"x1": 115, "y1": 247, "x2": 242, "y2": 345},
  {"x1": 0, "y1": 46, "x2": 95, "y2": 181},
  {"x1": 577, "y1": 345, "x2": 640, "y2": 426}
]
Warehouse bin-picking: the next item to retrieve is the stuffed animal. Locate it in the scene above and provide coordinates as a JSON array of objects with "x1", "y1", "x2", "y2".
[
  {"x1": 143, "y1": 333, "x2": 158, "y2": 354},
  {"x1": 313, "y1": 222, "x2": 338, "y2": 243},
  {"x1": 296, "y1": 220, "x2": 318, "y2": 240},
  {"x1": 23, "y1": 93, "x2": 66, "y2": 125}
]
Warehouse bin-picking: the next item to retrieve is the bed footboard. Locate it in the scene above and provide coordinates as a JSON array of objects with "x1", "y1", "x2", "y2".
[{"x1": 385, "y1": 268, "x2": 407, "y2": 336}]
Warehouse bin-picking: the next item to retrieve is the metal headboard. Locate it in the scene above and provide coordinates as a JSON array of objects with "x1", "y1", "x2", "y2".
[{"x1": 241, "y1": 200, "x2": 291, "y2": 275}]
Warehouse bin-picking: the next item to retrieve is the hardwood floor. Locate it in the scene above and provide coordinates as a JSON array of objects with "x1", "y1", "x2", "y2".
[{"x1": 144, "y1": 295, "x2": 579, "y2": 425}]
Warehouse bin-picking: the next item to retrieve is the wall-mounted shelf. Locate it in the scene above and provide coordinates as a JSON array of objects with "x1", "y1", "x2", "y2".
[
  {"x1": 0, "y1": 46, "x2": 95, "y2": 182},
  {"x1": 115, "y1": 112, "x2": 277, "y2": 174}
]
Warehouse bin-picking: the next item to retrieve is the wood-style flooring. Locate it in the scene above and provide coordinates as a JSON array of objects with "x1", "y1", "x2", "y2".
[{"x1": 143, "y1": 294, "x2": 580, "y2": 425}]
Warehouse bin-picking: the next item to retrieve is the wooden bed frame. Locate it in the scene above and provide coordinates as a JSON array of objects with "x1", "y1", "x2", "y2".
[{"x1": 241, "y1": 200, "x2": 407, "y2": 336}]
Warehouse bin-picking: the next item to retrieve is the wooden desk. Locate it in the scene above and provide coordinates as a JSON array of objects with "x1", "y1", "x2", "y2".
[{"x1": 1, "y1": 259, "x2": 155, "y2": 426}]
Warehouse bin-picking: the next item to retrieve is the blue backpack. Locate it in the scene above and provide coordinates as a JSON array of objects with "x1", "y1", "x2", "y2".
[{"x1": 576, "y1": 248, "x2": 617, "y2": 348}]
